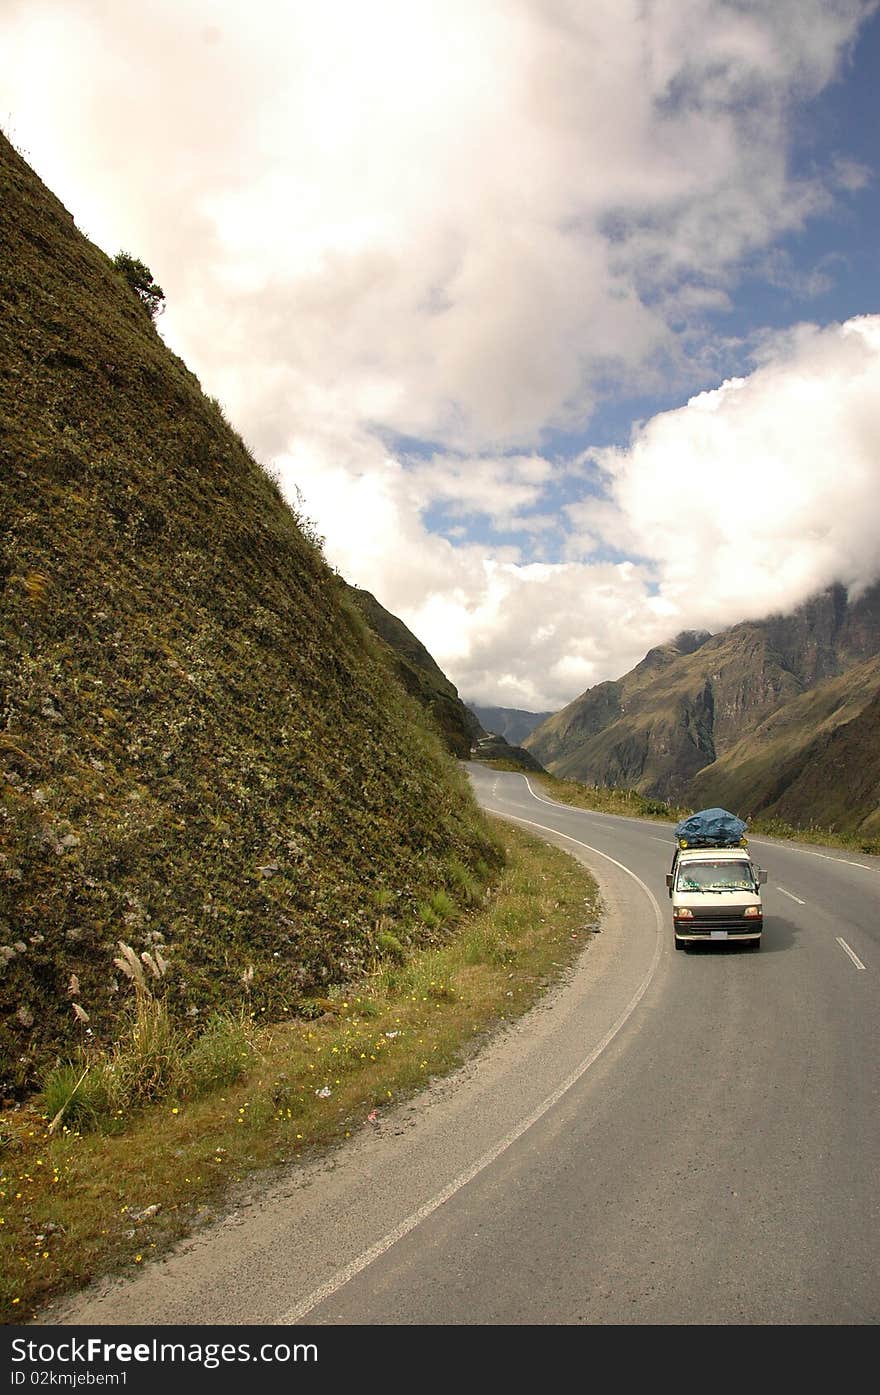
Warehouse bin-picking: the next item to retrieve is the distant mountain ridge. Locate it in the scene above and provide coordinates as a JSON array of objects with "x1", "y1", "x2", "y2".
[
  {"x1": 524, "y1": 585, "x2": 880, "y2": 837},
  {"x1": 466, "y1": 703, "x2": 554, "y2": 747}
]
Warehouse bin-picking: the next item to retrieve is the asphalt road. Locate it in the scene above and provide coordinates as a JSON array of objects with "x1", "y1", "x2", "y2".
[{"x1": 41, "y1": 764, "x2": 880, "y2": 1326}]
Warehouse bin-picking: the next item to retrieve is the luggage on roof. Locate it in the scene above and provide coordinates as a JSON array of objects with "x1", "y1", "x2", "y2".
[{"x1": 674, "y1": 807, "x2": 747, "y2": 848}]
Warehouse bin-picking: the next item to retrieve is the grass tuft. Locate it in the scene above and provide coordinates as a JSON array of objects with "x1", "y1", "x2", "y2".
[
  {"x1": 179, "y1": 1013, "x2": 254, "y2": 1100},
  {"x1": 40, "y1": 1061, "x2": 114, "y2": 1134},
  {"x1": 376, "y1": 930, "x2": 406, "y2": 962}
]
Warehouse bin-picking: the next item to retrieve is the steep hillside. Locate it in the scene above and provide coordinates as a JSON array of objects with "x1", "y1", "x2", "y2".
[
  {"x1": 466, "y1": 704, "x2": 554, "y2": 746},
  {"x1": 764, "y1": 688, "x2": 880, "y2": 837},
  {"x1": 689, "y1": 653, "x2": 880, "y2": 835},
  {"x1": 524, "y1": 629, "x2": 724, "y2": 794},
  {"x1": 524, "y1": 591, "x2": 880, "y2": 825},
  {"x1": 346, "y1": 585, "x2": 483, "y2": 758},
  {"x1": 0, "y1": 133, "x2": 500, "y2": 1095}
]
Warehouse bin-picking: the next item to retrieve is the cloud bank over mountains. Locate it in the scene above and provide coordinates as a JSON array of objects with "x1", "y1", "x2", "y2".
[{"x1": 3, "y1": 0, "x2": 879, "y2": 708}]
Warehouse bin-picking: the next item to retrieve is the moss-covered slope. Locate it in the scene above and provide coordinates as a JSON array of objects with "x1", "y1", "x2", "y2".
[{"x1": 0, "y1": 134, "x2": 500, "y2": 1095}]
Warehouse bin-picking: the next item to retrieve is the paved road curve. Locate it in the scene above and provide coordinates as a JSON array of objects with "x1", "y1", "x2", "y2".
[{"x1": 42, "y1": 765, "x2": 880, "y2": 1326}]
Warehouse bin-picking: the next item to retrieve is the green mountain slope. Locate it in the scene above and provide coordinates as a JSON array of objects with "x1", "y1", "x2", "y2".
[
  {"x1": 0, "y1": 133, "x2": 500, "y2": 1095},
  {"x1": 764, "y1": 688, "x2": 880, "y2": 838},
  {"x1": 688, "y1": 653, "x2": 880, "y2": 835}
]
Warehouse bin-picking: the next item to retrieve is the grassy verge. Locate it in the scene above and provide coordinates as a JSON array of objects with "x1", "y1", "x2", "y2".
[
  {"x1": 743, "y1": 815, "x2": 880, "y2": 857},
  {"x1": 494, "y1": 766, "x2": 880, "y2": 856},
  {"x1": 526, "y1": 771, "x2": 689, "y2": 823},
  {"x1": 0, "y1": 821, "x2": 599, "y2": 1321}
]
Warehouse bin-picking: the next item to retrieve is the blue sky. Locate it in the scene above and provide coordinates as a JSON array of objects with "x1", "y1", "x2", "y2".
[{"x1": 3, "y1": 1, "x2": 880, "y2": 709}]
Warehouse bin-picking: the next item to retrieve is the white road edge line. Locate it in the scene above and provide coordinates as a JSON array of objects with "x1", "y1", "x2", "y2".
[
  {"x1": 777, "y1": 887, "x2": 806, "y2": 906},
  {"x1": 836, "y1": 937, "x2": 866, "y2": 971},
  {"x1": 520, "y1": 775, "x2": 644, "y2": 826},
  {"x1": 748, "y1": 839, "x2": 874, "y2": 872},
  {"x1": 278, "y1": 811, "x2": 665, "y2": 1325}
]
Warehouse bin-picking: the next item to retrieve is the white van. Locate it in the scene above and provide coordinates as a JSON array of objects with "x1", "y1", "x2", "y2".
[{"x1": 666, "y1": 846, "x2": 767, "y2": 951}]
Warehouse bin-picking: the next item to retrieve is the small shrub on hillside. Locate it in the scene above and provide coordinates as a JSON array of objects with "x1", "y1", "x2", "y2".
[
  {"x1": 111, "y1": 250, "x2": 165, "y2": 320},
  {"x1": 415, "y1": 887, "x2": 459, "y2": 931},
  {"x1": 46, "y1": 1003, "x2": 182, "y2": 1133},
  {"x1": 417, "y1": 904, "x2": 442, "y2": 931},
  {"x1": 427, "y1": 890, "x2": 455, "y2": 923},
  {"x1": 92, "y1": 940, "x2": 181, "y2": 1115},
  {"x1": 108, "y1": 993, "x2": 182, "y2": 1108}
]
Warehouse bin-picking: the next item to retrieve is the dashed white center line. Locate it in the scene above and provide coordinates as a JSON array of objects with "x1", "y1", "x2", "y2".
[
  {"x1": 836, "y1": 938, "x2": 866, "y2": 971},
  {"x1": 778, "y1": 887, "x2": 806, "y2": 905}
]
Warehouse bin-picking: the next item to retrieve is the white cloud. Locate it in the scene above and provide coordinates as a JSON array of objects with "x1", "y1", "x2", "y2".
[
  {"x1": 584, "y1": 315, "x2": 880, "y2": 630},
  {"x1": 2, "y1": 0, "x2": 878, "y2": 710},
  {"x1": 831, "y1": 155, "x2": 873, "y2": 192},
  {"x1": 4, "y1": 0, "x2": 870, "y2": 451},
  {"x1": 402, "y1": 454, "x2": 553, "y2": 528},
  {"x1": 289, "y1": 316, "x2": 880, "y2": 710}
]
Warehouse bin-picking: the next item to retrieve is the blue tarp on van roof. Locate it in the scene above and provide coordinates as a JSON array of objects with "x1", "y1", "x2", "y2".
[{"x1": 674, "y1": 807, "x2": 747, "y2": 846}]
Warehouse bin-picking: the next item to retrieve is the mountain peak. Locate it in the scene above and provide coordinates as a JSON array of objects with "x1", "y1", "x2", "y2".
[{"x1": 673, "y1": 629, "x2": 712, "y2": 655}]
